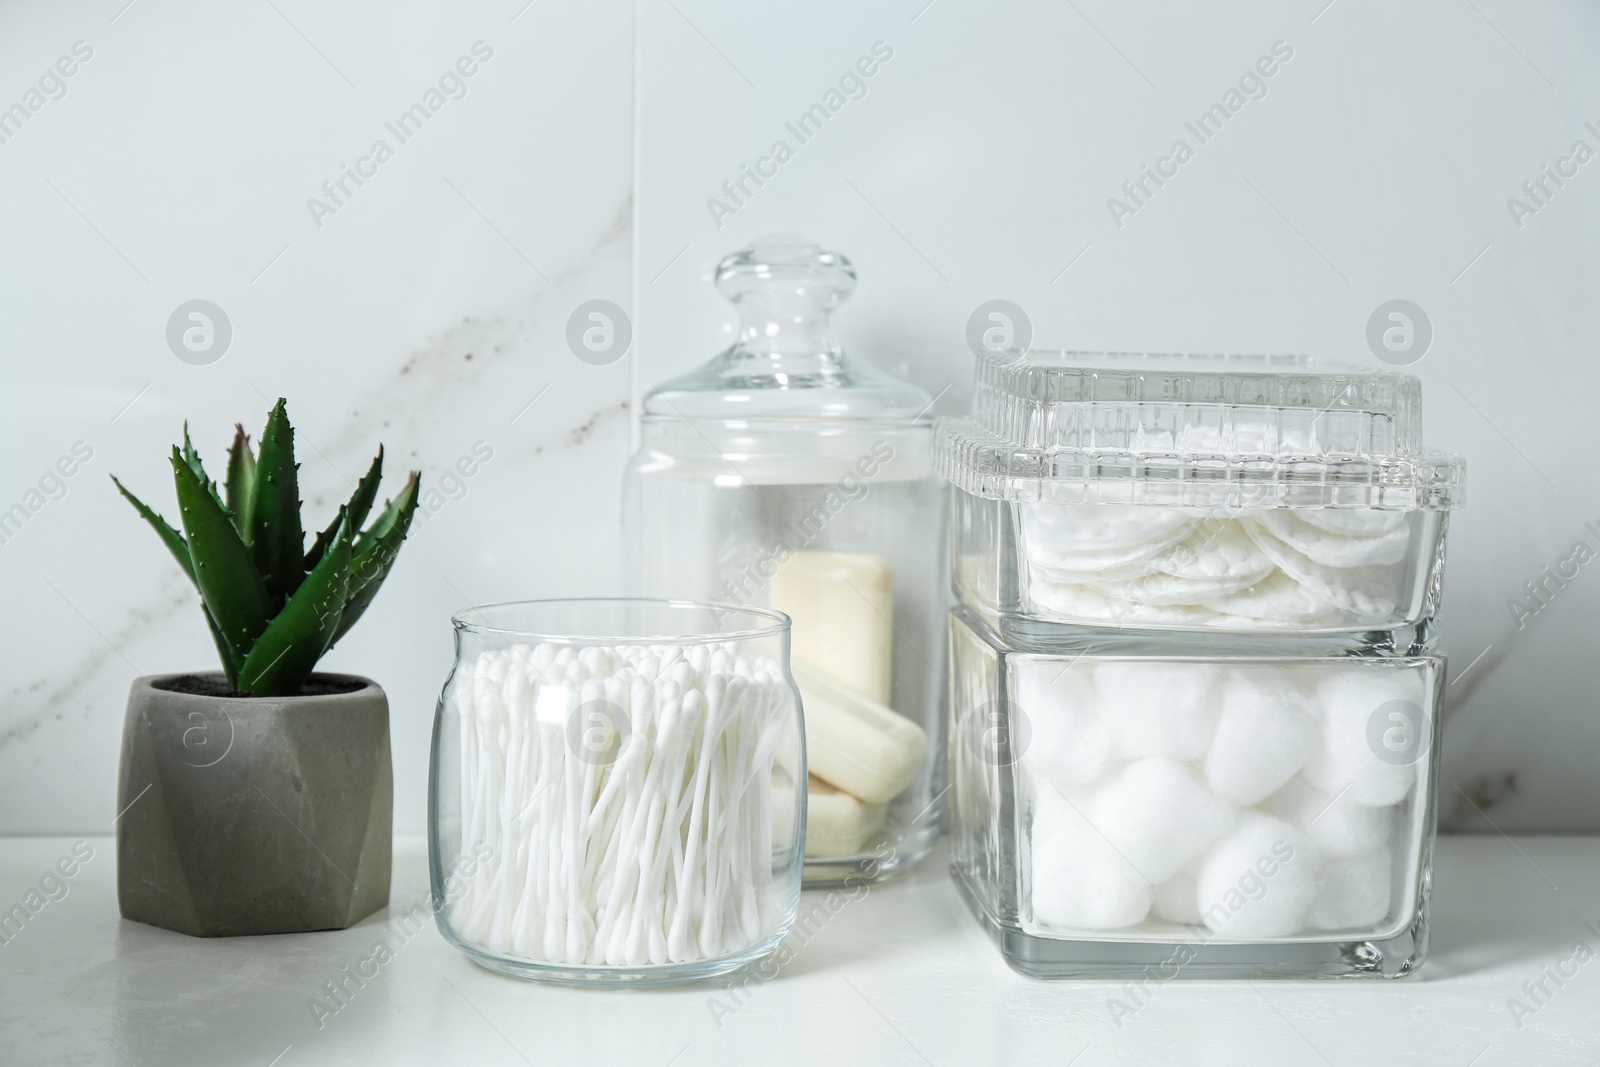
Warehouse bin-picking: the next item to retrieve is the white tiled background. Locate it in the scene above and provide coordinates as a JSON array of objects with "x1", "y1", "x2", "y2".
[{"x1": 4, "y1": 0, "x2": 1598, "y2": 835}]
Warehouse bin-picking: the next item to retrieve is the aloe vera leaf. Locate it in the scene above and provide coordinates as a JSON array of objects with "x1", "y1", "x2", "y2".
[
  {"x1": 111, "y1": 475, "x2": 195, "y2": 584},
  {"x1": 225, "y1": 424, "x2": 256, "y2": 542},
  {"x1": 247, "y1": 399, "x2": 305, "y2": 607},
  {"x1": 332, "y1": 471, "x2": 419, "y2": 645},
  {"x1": 305, "y1": 446, "x2": 383, "y2": 571},
  {"x1": 181, "y1": 422, "x2": 226, "y2": 513},
  {"x1": 202, "y1": 605, "x2": 241, "y2": 689},
  {"x1": 236, "y1": 512, "x2": 351, "y2": 695},
  {"x1": 170, "y1": 448, "x2": 273, "y2": 666}
]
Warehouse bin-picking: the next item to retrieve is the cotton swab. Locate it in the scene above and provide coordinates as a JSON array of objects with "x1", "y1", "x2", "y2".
[{"x1": 442, "y1": 642, "x2": 796, "y2": 970}]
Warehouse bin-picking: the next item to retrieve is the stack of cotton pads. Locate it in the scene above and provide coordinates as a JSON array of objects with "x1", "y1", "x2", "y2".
[
  {"x1": 442, "y1": 642, "x2": 794, "y2": 966},
  {"x1": 1020, "y1": 504, "x2": 1415, "y2": 630},
  {"x1": 1016, "y1": 660, "x2": 1425, "y2": 939}
]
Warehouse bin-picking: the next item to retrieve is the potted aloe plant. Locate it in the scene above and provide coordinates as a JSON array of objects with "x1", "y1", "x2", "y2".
[{"x1": 111, "y1": 399, "x2": 419, "y2": 937}]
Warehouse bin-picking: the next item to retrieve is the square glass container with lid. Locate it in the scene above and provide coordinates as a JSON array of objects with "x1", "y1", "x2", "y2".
[{"x1": 936, "y1": 351, "x2": 1465, "y2": 648}]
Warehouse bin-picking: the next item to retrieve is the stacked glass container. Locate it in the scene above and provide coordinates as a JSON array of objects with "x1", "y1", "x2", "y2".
[
  {"x1": 937, "y1": 351, "x2": 1465, "y2": 979},
  {"x1": 625, "y1": 240, "x2": 947, "y2": 887}
]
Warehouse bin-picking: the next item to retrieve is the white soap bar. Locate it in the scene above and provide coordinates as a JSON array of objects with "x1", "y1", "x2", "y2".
[
  {"x1": 793, "y1": 662, "x2": 926, "y2": 805},
  {"x1": 770, "y1": 550, "x2": 893, "y2": 705},
  {"x1": 804, "y1": 775, "x2": 886, "y2": 857}
]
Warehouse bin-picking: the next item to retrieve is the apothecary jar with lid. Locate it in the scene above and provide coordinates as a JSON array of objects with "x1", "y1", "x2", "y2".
[{"x1": 624, "y1": 238, "x2": 949, "y2": 886}]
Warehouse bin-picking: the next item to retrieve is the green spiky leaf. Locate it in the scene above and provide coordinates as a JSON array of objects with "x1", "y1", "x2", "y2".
[
  {"x1": 225, "y1": 425, "x2": 256, "y2": 542},
  {"x1": 170, "y1": 448, "x2": 272, "y2": 666},
  {"x1": 248, "y1": 399, "x2": 305, "y2": 608},
  {"x1": 236, "y1": 511, "x2": 351, "y2": 695},
  {"x1": 110, "y1": 475, "x2": 193, "y2": 583},
  {"x1": 305, "y1": 446, "x2": 383, "y2": 572},
  {"x1": 182, "y1": 423, "x2": 226, "y2": 513},
  {"x1": 116, "y1": 398, "x2": 420, "y2": 691},
  {"x1": 202, "y1": 607, "x2": 241, "y2": 690},
  {"x1": 332, "y1": 471, "x2": 419, "y2": 645}
]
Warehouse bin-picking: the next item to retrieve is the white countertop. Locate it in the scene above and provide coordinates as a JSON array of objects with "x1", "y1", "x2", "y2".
[{"x1": 2, "y1": 835, "x2": 1596, "y2": 1066}]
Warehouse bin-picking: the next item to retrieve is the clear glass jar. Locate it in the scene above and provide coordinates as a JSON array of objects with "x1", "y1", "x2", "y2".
[
  {"x1": 428, "y1": 599, "x2": 804, "y2": 985},
  {"x1": 938, "y1": 351, "x2": 1466, "y2": 651},
  {"x1": 624, "y1": 239, "x2": 948, "y2": 886},
  {"x1": 948, "y1": 605, "x2": 1442, "y2": 980},
  {"x1": 950, "y1": 493, "x2": 1454, "y2": 650}
]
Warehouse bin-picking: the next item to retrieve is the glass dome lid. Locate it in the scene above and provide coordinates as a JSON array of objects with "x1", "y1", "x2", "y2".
[{"x1": 641, "y1": 237, "x2": 934, "y2": 424}]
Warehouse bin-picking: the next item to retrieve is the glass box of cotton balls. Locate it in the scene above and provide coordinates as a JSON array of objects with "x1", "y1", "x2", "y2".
[
  {"x1": 427, "y1": 600, "x2": 805, "y2": 985},
  {"x1": 948, "y1": 607, "x2": 1444, "y2": 979},
  {"x1": 936, "y1": 352, "x2": 1465, "y2": 650},
  {"x1": 937, "y1": 352, "x2": 1464, "y2": 979}
]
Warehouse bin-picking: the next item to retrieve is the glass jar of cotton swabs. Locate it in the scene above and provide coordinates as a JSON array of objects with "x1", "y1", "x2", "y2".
[{"x1": 428, "y1": 599, "x2": 805, "y2": 984}]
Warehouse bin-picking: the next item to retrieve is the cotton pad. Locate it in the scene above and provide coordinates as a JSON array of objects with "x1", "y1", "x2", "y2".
[
  {"x1": 1203, "y1": 570, "x2": 1342, "y2": 625},
  {"x1": 1033, "y1": 582, "x2": 1217, "y2": 626},
  {"x1": 1309, "y1": 850, "x2": 1394, "y2": 931},
  {"x1": 1022, "y1": 503, "x2": 1194, "y2": 550},
  {"x1": 1023, "y1": 505, "x2": 1196, "y2": 575},
  {"x1": 1151, "y1": 520, "x2": 1274, "y2": 583},
  {"x1": 1296, "y1": 508, "x2": 1409, "y2": 538},
  {"x1": 1096, "y1": 661, "x2": 1222, "y2": 760},
  {"x1": 1029, "y1": 785, "x2": 1152, "y2": 930},
  {"x1": 1254, "y1": 510, "x2": 1411, "y2": 568},
  {"x1": 1088, "y1": 757, "x2": 1236, "y2": 883},
  {"x1": 1302, "y1": 667, "x2": 1428, "y2": 807},
  {"x1": 1195, "y1": 814, "x2": 1320, "y2": 939},
  {"x1": 1241, "y1": 521, "x2": 1400, "y2": 619},
  {"x1": 1263, "y1": 776, "x2": 1395, "y2": 858},
  {"x1": 1014, "y1": 662, "x2": 1112, "y2": 787},
  {"x1": 1091, "y1": 568, "x2": 1266, "y2": 607},
  {"x1": 1204, "y1": 668, "x2": 1319, "y2": 807}
]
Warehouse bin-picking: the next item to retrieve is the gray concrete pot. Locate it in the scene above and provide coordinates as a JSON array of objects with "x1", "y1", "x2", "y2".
[{"x1": 116, "y1": 672, "x2": 392, "y2": 937}]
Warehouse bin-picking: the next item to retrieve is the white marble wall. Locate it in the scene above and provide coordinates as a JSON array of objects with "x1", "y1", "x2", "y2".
[
  {"x1": 636, "y1": 0, "x2": 1600, "y2": 832},
  {"x1": 5, "y1": 0, "x2": 1600, "y2": 835},
  {"x1": 0, "y1": 0, "x2": 633, "y2": 835}
]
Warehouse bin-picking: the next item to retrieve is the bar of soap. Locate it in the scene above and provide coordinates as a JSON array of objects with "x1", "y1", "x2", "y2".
[
  {"x1": 804, "y1": 775, "x2": 886, "y2": 858},
  {"x1": 793, "y1": 662, "x2": 926, "y2": 805},
  {"x1": 770, "y1": 550, "x2": 893, "y2": 705}
]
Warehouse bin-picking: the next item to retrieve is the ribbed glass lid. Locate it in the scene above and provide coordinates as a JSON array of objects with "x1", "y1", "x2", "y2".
[
  {"x1": 938, "y1": 350, "x2": 1464, "y2": 510},
  {"x1": 972, "y1": 350, "x2": 1423, "y2": 456}
]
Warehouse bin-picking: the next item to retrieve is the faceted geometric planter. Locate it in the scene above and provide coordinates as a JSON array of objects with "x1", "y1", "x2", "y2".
[{"x1": 116, "y1": 672, "x2": 392, "y2": 937}]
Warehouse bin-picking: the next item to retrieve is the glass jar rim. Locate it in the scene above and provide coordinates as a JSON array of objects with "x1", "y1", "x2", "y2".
[{"x1": 450, "y1": 597, "x2": 791, "y2": 644}]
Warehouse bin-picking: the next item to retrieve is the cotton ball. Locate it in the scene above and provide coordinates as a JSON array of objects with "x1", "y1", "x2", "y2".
[
  {"x1": 1090, "y1": 757, "x2": 1236, "y2": 883},
  {"x1": 1151, "y1": 868, "x2": 1202, "y2": 926},
  {"x1": 1302, "y1": 667, "x2": 1428, "y2": 807},
  {"x1": 1095, "y1": 661, "x2": 1223, "y2": 760},
  {"x1": 1195, "y1": 814, "x2": 1319, "y2": 939},
  {"x1": 1015, "y1": 662, "x2": 1111, "y2": 788},
  {"x1": 1263, "y1": 777, "x2": 1395, "y2": 858},
  {"x1": 1029, "y1": 786, "x2": 1151, "y2": 931},
  {"x1": 1309, "y1": 850, "x2": 1394, "y2": 931},
  {"x1": 1204, "y1": 668, "x2": 1318, "y2": 807}
]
